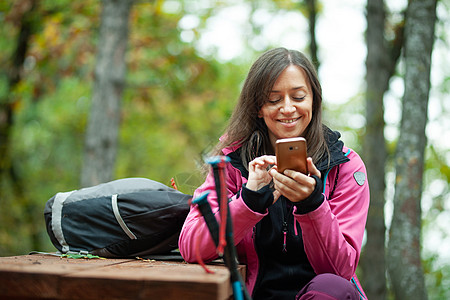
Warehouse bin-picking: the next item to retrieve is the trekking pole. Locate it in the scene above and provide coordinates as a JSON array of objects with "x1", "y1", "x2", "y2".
[
  {"x1": 191, "y1": 185, "x2": 244, "y2": 288},
  {"x1": 191, "y1": 191, "x2": 219, "y2": 247},
  {"x1": 206, "y1": 156, "x2": 251, "y2": 300}
]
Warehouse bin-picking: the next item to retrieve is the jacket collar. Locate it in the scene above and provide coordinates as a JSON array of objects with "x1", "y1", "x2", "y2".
[
  {"x1": 315, "y1": 127, "x2": 350, "y2": 173},
  {"x1": 227, "y1": 149, "x2": 249, "y2": 179}
]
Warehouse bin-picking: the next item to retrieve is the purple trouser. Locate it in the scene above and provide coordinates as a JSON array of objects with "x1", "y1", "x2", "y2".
[{"x1": 296, "y1": 274, "x2": 361, "y2": 300}]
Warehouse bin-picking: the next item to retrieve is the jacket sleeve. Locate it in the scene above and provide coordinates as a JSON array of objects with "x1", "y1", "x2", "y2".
[
  {"x1": 294, "y1": 149, "x2": 370, "y2": 280},
  {"x1": 178, "y1": 163, "x2": 266, "y2": 263}
]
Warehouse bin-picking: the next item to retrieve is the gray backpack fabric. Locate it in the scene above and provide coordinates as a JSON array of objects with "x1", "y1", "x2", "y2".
[{"x1": 44, "y1": 177, "x2": 191, "y2": 258}]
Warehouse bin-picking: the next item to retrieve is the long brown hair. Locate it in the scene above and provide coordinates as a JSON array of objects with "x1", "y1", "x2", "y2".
[{"x1": 214, "y1": 47, "x2": 329, "y2": 169}]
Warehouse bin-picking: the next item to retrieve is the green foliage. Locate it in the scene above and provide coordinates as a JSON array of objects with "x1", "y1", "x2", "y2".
[
  {"x1": 115, "y1": 2, "x2": 248, "y2": 194},
  {"x1": 61, "y1": 253, "x2": 103, "y2": 259},
  {"x1": 423, "y1": 254, "x2": 450, "y2": 300},
  {"x1": 322, "y1": 93, "x2": 366, "y2": 154}
]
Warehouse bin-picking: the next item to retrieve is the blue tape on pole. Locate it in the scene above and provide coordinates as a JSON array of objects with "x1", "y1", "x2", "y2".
[
  {"x1": 232, "y1": 281, "x2": 244, "y2": 300},
  {"x1": 205, "y1": 155, "x2": 231, "y2": 166},
  {"x1": 191, "y1": 191, "x2": 210, "y2": 205}
]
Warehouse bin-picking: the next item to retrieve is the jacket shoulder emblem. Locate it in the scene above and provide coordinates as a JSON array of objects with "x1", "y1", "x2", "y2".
[{"x1": 353, "y1": 172, "x2": 366, "y2": 186}]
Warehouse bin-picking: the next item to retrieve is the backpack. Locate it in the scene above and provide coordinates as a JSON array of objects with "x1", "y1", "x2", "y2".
[{"x1": 44, "y1": 177, "x2": 191, "y2": 258}]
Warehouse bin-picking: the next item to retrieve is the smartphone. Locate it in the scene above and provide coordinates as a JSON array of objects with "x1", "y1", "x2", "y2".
[{"x1": 275, "y1": 137, "x2": 308, "y2": 174}]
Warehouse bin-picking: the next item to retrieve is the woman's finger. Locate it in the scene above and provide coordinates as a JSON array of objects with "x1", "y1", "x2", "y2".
[
  {"x1": 272, "y1": 190, "x2": 281, "y2": 204},
  {"x1": 270, "y1": 168, "x2": 316, "y2": 202},
  {"x1": 307, "y1": 157, "x2": 321, "y2": 178}
]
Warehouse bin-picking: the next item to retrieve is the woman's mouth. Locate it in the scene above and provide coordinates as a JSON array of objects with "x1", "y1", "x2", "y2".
[{"x1": 278, "y1": 117, "x2": 300, "y2": 124}]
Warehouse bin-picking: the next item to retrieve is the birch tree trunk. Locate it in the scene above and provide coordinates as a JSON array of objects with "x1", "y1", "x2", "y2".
[
  {"x1": 387, "y1": 0, "x2": 437, "y2": 298},
  {"x1": 360, "y1": 1, "x2": 403, "y2": 298},
  {"x1": 81, "y1": 0, "x2": 133, "y2": 187}
]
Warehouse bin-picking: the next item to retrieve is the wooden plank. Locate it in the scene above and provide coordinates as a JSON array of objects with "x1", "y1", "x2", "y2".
[
  {"x1": 0, "y1": 255, "x2": 245, "y2": 300},
  {"x1": 0, "y1": 254, "x2": 132, "y2": 299},
  {"x1": 59, "y1": 260, "x2": 232, "y2": 300}
]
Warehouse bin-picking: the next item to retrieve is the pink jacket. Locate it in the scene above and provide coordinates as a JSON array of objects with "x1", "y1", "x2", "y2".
[{"x1": 179, "y1": 145, "x2": 369, "y2": 298}]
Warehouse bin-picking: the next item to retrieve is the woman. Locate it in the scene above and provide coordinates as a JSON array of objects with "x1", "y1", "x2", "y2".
[{"x1": 179, "y1": 48, "x2": 369, "y2": 300}]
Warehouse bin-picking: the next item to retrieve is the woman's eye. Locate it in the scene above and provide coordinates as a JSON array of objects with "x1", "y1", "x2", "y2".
[
  {"x1": 293, "y1": 96, "x2": 306, "y2": 101},
  {"x1": 267, "y1": 94, "x2": 306, "y2": 103}
]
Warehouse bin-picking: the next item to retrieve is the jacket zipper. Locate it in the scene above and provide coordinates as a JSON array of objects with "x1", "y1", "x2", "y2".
[{"x1": 281, "y1": 198, "x2": 294, "y2": 253}]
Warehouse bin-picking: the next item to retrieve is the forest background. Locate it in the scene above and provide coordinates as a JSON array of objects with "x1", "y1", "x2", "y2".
[{"x1": 0, "y1": 0, "x2": 449, "y2": 299}]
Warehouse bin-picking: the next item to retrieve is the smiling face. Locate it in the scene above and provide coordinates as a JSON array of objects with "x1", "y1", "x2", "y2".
[{"x1": 258, "y1": 65, "x2": 313, "y2": 148}]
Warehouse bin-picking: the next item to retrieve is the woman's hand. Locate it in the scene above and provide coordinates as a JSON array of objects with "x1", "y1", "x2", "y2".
[
  {"x1": 247, "y1": 155, "x2": 281, "y2": 202},
  {"x1": 269, "y1": 157, "x2": 321, "y2": 203},
  {"x1": 247, "y1": 155, "x2": 276, "y2": 190}
]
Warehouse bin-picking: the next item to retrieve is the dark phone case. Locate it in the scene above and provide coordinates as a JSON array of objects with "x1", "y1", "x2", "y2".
[{"x1": 276, "y1": 137, "x2": 308, "y2": 174}]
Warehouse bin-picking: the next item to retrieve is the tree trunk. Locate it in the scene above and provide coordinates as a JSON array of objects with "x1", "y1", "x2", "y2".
[
  {"x1": 0, "y1": 0, "x2": 42, "y2": 251},
  {"x1": 360, "y1": 1, "x2": 388, "y2": 298},
  {"x1": 360, "y1": 1, "x2": 403, "y2": 298},
  {"x1": 387, "y1": 0, "x2": 437, "y2": 299},
  {"x1": 81, "y1": 0, "x2": 133, "y2": 187},
  {"x1": 1, "y1": 0, "x2": 37, "y2": 196},
  {"x1": 305, "y1": 0, "x2": 319, "y2": 70}
]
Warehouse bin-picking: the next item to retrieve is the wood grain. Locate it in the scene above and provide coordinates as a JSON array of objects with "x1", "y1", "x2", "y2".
[{"x1": 0, "y1": 254, "x2": 243, "y2": 300}]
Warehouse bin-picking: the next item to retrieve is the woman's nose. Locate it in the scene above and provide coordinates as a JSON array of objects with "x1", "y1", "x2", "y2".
[{"x1": 280, "y1": 97, "x2": 296, "y2": 114}]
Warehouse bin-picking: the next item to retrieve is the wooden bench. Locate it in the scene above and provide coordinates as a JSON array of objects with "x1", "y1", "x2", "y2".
[{"x1": 0, "y1": 254, "x2": 245, "y2": 300}]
